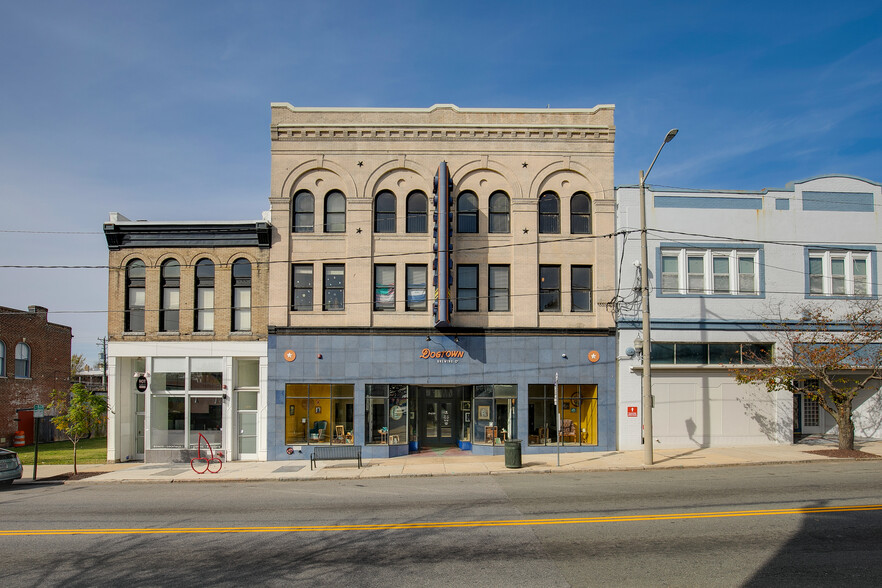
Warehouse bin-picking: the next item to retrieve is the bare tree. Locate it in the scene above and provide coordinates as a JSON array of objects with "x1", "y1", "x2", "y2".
[{"x1": 733, "y1": 301, "x2": 882, "y2": 450}]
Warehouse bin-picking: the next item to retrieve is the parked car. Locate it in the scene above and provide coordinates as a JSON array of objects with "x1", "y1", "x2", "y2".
[{"x1": 0, "y1": 448, "x2": 23, "y2": 486}]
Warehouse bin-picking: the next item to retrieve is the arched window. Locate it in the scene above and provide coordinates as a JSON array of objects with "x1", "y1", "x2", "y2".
[
  {"x1": 406, "y1": 191, "x2": 428, "y2": 233},
  {"x1": 571, "y1": 192, "x2": 592, "y2": 234},
  {"x1": 539, "y1": 192, "x2": 560, "y2": 234},
  {"x1": 324, "y1": 191, "x2": 346, "y2": 233},
  {"x1": 0, "y1": 341, "x2": 6, "y2": 377},
  {"x1": 457, "y1": 192, "x2": 478, "y2": 233},
  {"x1": 489, "y1": 191, "x2": 510, "y2": 233},
  {"x1": 374, "y1": 191, "x2": 396, "y2": 233},
  {"x1": 15, "y1": 342, "x2": 30, "y2": 379},
  {"x1": 160, "y1": 259, "x2": 181, "y2": 332},
  {"x1": 125, "y1": 259, "x2": 146, "y2": 332},
  {"x1": 232, "y1": 258, "x2": 252, "y2": 331},
  {"x1": 293, "y1": 191, "x2": 315, "y2": 233},
  {"x1": 195, "y1": 258, "x2": 215, "y2": 332}
]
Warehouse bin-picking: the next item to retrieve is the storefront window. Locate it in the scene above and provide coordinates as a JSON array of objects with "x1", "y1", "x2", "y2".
[
  {"x1": 365, "y1": 384, "x2": 408, "y2": 444},
  {"x1": 285, "y1": 383, "x2": 354, "y2": 445},
  {"x1": 150, "y1": 396, "x2": 185, "y2": 448},
  {"x1": 148, "y1": 357, "x2": 226, "y2": 450},
  {"x1": 528, "y1": 384, "x2": 597, "y2": 445},
  {"x1": 190, "y1": 357, "x2": 223, "y2": 390},
  {"x1": 189, "y1": 396, "x2": 223, "y2": 448},
  {"x1": 473, "y1": 385, "x2": 517, "y2": 445}
]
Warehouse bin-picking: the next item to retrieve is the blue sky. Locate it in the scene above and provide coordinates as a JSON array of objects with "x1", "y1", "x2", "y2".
[{"x1": 2, "y1": 1, "x2": 881, "y2": 362}]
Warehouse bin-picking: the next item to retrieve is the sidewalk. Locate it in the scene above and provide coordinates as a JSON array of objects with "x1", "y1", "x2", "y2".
[{"x1": 15, "y1": 437, "x2": 882, "y2": 485}]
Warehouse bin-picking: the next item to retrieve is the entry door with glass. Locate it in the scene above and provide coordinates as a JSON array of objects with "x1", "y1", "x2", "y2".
[{"x1": 419, "y1": 388, "x2": 459, "y2": 446}]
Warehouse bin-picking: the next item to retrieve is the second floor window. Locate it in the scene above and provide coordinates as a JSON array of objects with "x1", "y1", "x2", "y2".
[
  {"x1": 661, "y1": 248, "x2": 760, "y2": 296},
  {"x1": 293, "y1": 191, "x2": 315, "y2": 233},
  {"x1": 375, "y1": 191, "x2": 396, "y2": 233},
  {"x1": 488, "y1": 265, "x2": 510, "y2": 312},
  {"x1": 808, "y1": 249, "x2": 871, "y2": 297},
  {"x1": 406, "y1": 192, "x2": 428, "y2": 233},
  {"x1": 539, "y1": 265, "x2": 561, "y2": 311},
  {"x1": 15, "y1": 342, "x2": 30, "y2": 378},
  {"x1": 160, "y1": 259, "x2": 180, "y2": 332},
  {"x1": 457, "y1": 192, "x2": 478, "y2": 233},
  {"x1": 0, "y1": 341, "x2": 5, "y2": 377},
  {"x1": 232, "y1": 258, "x2": 252, "y2": 331},
  {"x1": 571, "y1": 265, "x2": 593, "y2": 311},
  {"x1": 324, "y1": 264, "x2": 345, "y2": 311},
  {"x1": 195, "y1": 258, "x2": 215, "y2": 331},
  {"x1": 324, "y1": 191, "x2": 346, "y2": 233},
  {"x1": 539, "y1": 192, "x2": 560, "y2": 234},
  {"x1": 374, "y1": 264, "x2": 396, "y2": 311},
  {"x1": 292, "y1": 265, "x2": 314, "y2": 311},
  {"x1": 457, "y1": 264, "x2": 478, "y2": 311},
  {"x1": 406, "y1": 265, "x2": 428, "y2": 311},
  {"x1": 125, "y1": 259, "x2": 146, "y2": 332}
]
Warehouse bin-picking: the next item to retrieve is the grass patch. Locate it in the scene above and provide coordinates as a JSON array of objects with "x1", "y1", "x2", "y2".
[{"x1": 14, "y1": 437, "x2": 107, "y2": 465}]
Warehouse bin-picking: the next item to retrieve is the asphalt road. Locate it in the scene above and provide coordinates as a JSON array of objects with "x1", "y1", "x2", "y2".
[{"x1": 1, "y1": 462, "x2": 881, "y2": 587}]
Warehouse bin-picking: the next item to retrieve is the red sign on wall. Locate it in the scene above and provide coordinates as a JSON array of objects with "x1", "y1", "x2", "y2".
[{"x1": 627, "y1": 406, "x2": 638, "y2": 417}]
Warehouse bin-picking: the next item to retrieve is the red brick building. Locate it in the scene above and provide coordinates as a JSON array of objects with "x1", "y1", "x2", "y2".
[{"x1": 0, "y1": 305, "x2": 72, "y2": 447}]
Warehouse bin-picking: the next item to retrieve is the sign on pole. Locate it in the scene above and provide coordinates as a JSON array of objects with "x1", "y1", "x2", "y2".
[{"x1": 33, "y1": 404, "x2": 45, "y2": 418}]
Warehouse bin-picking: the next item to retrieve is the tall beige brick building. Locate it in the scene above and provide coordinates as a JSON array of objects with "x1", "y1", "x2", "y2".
[{"x1": 267, "y1": 104, "x2": 618, "y2": 459}]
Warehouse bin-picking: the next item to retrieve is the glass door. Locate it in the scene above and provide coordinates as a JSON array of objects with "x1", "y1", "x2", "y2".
[
  {"x1": 135, "y1": 393, "x2": 145, "y2": 459},
  {"x1": 419, "y1": 389, "x2": 458, "y2": 446},
  {"x1": 237, "y1": 390, "x2": 258, "y2": 460}
]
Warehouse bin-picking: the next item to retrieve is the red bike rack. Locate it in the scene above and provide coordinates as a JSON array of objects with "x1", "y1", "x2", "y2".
[{"x1": 190, "y1": 433, "x2": 223, "y2": 474}]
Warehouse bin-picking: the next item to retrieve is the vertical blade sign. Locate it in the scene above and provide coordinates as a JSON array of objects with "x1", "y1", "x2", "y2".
[{"x1": 433, "y1": 162, "x2": 454, "y2": 327}]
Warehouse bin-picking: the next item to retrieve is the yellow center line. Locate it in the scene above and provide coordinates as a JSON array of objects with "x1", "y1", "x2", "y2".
[{"x1": 2, "y1": 504, "x2": 880, "y2": 537}]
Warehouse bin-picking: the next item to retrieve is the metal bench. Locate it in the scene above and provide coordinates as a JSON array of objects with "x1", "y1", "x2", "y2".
[{"x1": 310, "y1": 445, "x2": 362, "y2": 470}]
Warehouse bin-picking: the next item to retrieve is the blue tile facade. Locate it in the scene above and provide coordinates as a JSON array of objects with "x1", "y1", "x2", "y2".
[{"x1": 268, "y1": 333, "x2": 616, "y2": 460}]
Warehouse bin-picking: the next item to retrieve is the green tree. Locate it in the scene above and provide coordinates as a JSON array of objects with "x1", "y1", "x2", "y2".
[
  {"x1": 48, "y1": 384, "x2": 108, "y2": 474},
  {"x1": 733, "y1": 301, "x2": 882, "y2": 450}
]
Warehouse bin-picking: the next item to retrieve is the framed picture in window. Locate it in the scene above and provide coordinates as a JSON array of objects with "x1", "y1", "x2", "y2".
[
  {"x1": 477, "y1": 405, "x2": 490, "y2": 420},
  {"x1": 461, "y1": 401, "x2": 471, "y2": 412}
]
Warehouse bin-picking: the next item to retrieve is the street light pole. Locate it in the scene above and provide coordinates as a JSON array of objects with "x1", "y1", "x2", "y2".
[{"x1": 639, "y1": 128, "x2": 678, "y2": 466}]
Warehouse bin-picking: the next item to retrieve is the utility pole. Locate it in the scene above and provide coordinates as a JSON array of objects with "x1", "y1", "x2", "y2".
[{"x1": 639, "y1": 129, "x2": 679, "y2": 466}]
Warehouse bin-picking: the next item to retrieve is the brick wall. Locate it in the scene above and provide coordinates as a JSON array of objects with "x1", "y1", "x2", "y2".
[
  {"x1": 0, "y1": 306, "x2": 72, "y2": 446},
  {"x1": 107, "y1": 246, "x2": 269, "y2": 341}
]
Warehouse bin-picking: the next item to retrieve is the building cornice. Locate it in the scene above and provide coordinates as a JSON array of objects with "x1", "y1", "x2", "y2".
[{"x1": 104, "y1": 221, "x2": 273, "y2": 251}]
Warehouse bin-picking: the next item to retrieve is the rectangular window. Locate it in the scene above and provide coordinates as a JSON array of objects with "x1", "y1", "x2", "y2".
[
  {"x1": 661, "y1": 248, "x2": 760, "y2": 295},
  {"x1": 374, "y1": 264, "x2": 396, "y2": 311},
  {"x1": 488, "y1": 265, "x2": 510, "y2": 312},
  {"x1": 661, "y1": 255, "x2": 679, "y2": 294},
  {"x1": 539, "y1": 265, "x2": 561, "y2": 312},
  {"x1": 651, "y1": 342, "x2": 773, "y2": 365},
  {"x1": 457, "y1": 264, "x2": 478, "y2": 311},
  {"x1": 712, "y1": 256, "x2": 730, "y2": 294},
  {"x1": 807, "y1": 250, "x2": 872, "y2": 297},
  {"x1": 196, "y1": 288, "x2": 214, "y2": 331},
  {"x1": 233, "y1": 288, "x2": 251, "y2": 331},
  {"x1": 286, "y1": 383, "x2": 354, "y2": 445},
  {"x1": 687, "y1": 255, "x2": 704, "y2": 294},
  {"x1": 571, "y1": 265, "x2": 592, "y2": 312},
  {"x1": 291, "y1": 265, "x2": 313, "y2": 311},
  {"x1": 738, "y1": 257, "x2": 756, "y2": 295},
  {"x1": 406, "y1": 265, "x2": 428, "y2": 311},
  {"x1": 323, "y1": 264, "x2": 345, "y2": 311}
]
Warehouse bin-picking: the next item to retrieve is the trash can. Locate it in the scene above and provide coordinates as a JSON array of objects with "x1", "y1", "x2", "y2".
[{"x1": 504, "y1": 439, "x2": 522, "y2": 469}]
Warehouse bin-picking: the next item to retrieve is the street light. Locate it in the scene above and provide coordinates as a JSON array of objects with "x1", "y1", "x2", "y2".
[{"x1": 639, "y1": 128, "x2": 678, "y2": 466}]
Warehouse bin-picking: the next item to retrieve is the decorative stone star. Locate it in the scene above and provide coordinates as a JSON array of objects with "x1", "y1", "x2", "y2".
[
  {"x1": 523, "y1": 228, "x2": 529, "y2": 234},
  {"x1": 357, "y1": 161, "x2": 364, "y2": 167},
  {"x1": 356, "y1": 227, "x2": 362, "y2": 234},
  {"x1": 522, "y1": 162, "x2": 528, "y2": 168}
]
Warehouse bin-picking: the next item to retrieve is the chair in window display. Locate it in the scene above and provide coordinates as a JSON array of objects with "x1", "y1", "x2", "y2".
[
  {"x1": 560, "y1": 419, "x2": 577, "y2": 443},
  {"x1": 333, "y1": 425, "x2": 345, "y2": 444},
  {"x1": 309, "y1": 420, "x2": 328, "y2": 442}
]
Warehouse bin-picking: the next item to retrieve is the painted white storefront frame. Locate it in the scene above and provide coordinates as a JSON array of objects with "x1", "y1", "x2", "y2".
[{"x1": 106, "y1": 341, "x2": 268, "y2": 462}]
